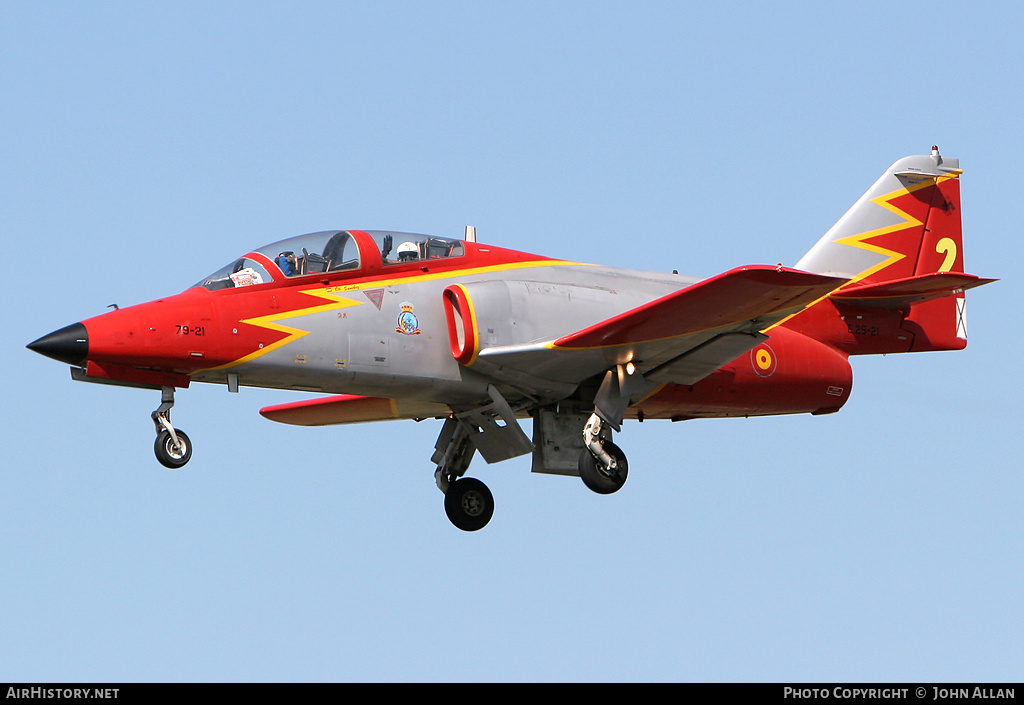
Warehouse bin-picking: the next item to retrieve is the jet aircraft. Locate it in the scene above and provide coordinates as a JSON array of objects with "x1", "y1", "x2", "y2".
[{"x1": 28, "y1": 149, "x2": 993, "y2": 530}]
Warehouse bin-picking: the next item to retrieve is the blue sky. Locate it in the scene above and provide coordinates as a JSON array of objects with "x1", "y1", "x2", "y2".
[{"x1": 2, "y1": 1, "x2": 1020, "y2": 682}]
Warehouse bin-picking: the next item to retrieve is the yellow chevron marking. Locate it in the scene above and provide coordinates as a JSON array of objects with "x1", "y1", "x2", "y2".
[
  {"x1": 831, "y1": 178, "x2": 932, "y2": 287},
  {"x1": 210, "y1": 288, "x2": 365, "y2": 369},
  {"x1": 211, "y1": 259, "x2": 586, "y2": 369}
]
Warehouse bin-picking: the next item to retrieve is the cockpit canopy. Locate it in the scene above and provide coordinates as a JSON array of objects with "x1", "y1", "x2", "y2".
[{"x1": 196, "y1": 230, "x2": 465, "y2": 291}]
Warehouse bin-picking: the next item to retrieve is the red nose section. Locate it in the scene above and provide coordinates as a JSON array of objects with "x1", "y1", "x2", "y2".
[
  {"x1": 82, "y1": 290, "x2": 217, "y2": 372},
  {"x1": 30, "y1": 288, "x2": 230, "y2": 389},
  {"x1": 30, "y1": 284, "x2": 311, "y2": 387}
]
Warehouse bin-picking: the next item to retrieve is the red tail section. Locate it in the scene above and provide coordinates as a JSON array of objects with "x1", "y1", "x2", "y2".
[{"x1": 785, "y1": 149, "x2": 993, "y2": 355}]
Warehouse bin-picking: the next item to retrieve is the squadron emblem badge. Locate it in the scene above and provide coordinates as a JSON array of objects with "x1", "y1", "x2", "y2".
[{"x1": 396, "y1": 302, "x2": 421, "y2": 335}]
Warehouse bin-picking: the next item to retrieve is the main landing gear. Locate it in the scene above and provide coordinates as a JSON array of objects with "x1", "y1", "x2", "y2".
[
  {"x1": 430, "y1": 384, "x2": 637, "y2": 530},
  {"x1": 151, "y1": 386, "x2": 191, "y2": 469},
  {"x1": 579, "y1": 413, "x2": 628, "y2": 494},
  {"x1": 432, "y1": 408, "x2": 631, "y2": 531},
  {"x1": 574, "y1": 363, "x2": 641, "y2": 495},
  {"x1": 431, "y1": 385, "x2": 533, "y2": 531},
  {"x1": 433, "y1": 414, "x2": 495, "y2": 532}
]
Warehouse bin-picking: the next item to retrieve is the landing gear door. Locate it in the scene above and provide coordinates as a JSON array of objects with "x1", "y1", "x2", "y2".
[{"x1": 531, "y1": 408, "x2": 588, "y2": 476}]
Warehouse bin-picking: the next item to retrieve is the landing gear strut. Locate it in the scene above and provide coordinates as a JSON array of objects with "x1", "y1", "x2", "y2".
[
  {"x1": 576, "y1": 364, "x2": 642, "y2": 494},
  {"x1": 151, "y1": 386, "x2": 191, "y2": 469},
  {"x1": 431, "y1": 386, "x2": 534, "y2": 531},
  {"x1": 433, "y1": 415, "x2": 493, "y2": 531},
  {"x1": 579, "y1": 412, "x2": 628, "y2": 494}
]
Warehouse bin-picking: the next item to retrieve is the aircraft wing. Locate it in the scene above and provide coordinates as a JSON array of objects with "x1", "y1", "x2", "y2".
[{"x1": 471, "y1": 265, "x2": 847, "y2": 392}]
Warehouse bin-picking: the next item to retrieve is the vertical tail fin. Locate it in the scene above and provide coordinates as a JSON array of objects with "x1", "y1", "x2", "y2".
[
  {"x1": 796, "y1": 147, "x2": 965, "y2": 284},
  {"x1": 791, "y1": 148, "x2": 993, "y2": 354}
]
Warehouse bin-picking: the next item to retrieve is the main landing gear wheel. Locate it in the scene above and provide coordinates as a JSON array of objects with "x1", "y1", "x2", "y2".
[
  {"x1": 444, "y1": 477, "x2": 494, "y2": 532},
  {"x1": 155, "y1": 429, "x2": 192, "y2": 469},
  {"x1": 579, "y1": 442, "x2": 628, "y2": 494}
]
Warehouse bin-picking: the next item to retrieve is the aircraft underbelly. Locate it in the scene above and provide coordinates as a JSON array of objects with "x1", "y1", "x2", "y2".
[{"x1": 630, "y1": 326, "x2": 853, "y2": 420}]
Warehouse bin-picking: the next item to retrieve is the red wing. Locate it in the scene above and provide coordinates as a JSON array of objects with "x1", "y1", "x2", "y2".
[
  {"x1": 471, "y1": 266, "x2": 847, "y2": 393},
  {"x1": 553, "y1": 266, "x2": 846, "y2": 350}
]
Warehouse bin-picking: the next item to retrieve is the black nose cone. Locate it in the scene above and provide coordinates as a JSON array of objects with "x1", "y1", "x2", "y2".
[{"x1": 27, "y1": 322, "x2": 89, "y2": 365}]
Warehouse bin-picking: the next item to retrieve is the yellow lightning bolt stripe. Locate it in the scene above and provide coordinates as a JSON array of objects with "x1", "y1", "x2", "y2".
[
  {"x1": 764, "y1": 172, "x2": 959, "y2": 333},
  {"x1": 210, "y1": 288, "x2": 366, "y2": 369},
  {"x1": 211, "y1": 259, "x2": 587, "y2": 369},
  {"x1": 831, "y1": 174, "x2": 957, "y2": 287}
]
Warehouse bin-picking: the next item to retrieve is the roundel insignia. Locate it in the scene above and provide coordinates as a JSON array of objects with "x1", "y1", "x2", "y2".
[{"x1": 751, "y1": 343, "x2": 777, "y2": 377}]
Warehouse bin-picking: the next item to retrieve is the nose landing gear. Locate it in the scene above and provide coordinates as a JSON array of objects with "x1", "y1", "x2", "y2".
[{"x1": 151, "y1": 386, "x2": 191, "y2": 469}]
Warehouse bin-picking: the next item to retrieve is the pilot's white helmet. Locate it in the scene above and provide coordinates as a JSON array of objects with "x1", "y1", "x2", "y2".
[{"x1": 397, "y1": 241, "x2": 419, "y2": 262}]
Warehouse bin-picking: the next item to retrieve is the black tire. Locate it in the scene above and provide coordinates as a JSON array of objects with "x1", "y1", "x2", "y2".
[
  {"x1": 155, "y1": 429, "x2": 192, "y2": 469},
  {"x1": 444, "y1": 477, "x2": 494, "y2": 531},
  {"x1": 579, "y1": 442, "x2": 628, "y2": 494}
]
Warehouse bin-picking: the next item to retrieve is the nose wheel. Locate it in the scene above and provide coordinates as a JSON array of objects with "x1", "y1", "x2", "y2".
[
  {"x1": 151, "y1": 386, "x2": 192, "y2": 469},
  {"x1": 155, "y1": 429, "x2": 192, "y2": 468}
]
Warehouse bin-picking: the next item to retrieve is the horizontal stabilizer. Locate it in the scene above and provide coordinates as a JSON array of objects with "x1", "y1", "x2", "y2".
[{"x1": 830, "y1": 272, "x2": 996, "y2": 309}]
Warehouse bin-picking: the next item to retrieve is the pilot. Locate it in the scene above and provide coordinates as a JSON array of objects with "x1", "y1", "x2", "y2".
[
  {"x1": 276, "y1": 251, "x2": 298, "y2": 276},
  {"x1": 397, "y1": 241, "x2": 419, "y2": 262}
]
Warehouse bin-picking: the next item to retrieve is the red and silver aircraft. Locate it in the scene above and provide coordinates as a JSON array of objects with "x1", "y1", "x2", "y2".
[{"x1": 29, "y1": 148, "x2": 993, "y2": 530}]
